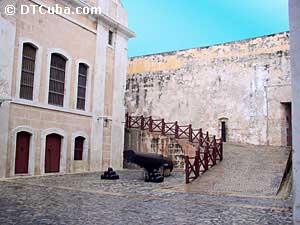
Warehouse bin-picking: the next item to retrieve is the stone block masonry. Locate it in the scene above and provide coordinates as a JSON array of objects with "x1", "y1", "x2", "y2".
[{"x1": 126, "y1": 32, "x2": 291, "y2": 146}]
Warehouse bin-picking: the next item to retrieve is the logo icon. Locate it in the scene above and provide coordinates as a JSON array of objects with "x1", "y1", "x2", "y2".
[{"x1": 5, "y1": 5, "x2": 16, "y2": 16}]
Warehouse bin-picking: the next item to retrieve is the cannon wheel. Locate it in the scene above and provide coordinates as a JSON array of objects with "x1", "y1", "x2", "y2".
[
  {"x1": 163, "y1": 168, "x2": 171, "y2": 177},
  {"x1": 158, "y1": 167, "x2": 171, "y2": 177},
  {"x1": 143, "y1": 170, "x2": 150, "y2": 182}
]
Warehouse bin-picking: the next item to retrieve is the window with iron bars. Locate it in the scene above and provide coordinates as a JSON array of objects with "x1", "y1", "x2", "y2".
[
  {"x1": 48, "y1": 53, "x2": 66, "y2": 107},
  {"x1": 76, "y1": 63, "x2": 88, "y2": 110},
  {"x1": 20, "y1": 43, "x2": 37, "y2": 100}
]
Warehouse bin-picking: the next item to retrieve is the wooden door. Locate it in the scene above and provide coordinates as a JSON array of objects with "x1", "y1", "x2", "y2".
[
  {"x1": 45, "y1": 134, "x2": 61, "y2": 173},
  {"x1": 15, "y1": 132, "x2": 30, "y2": 174},
  {"x1": 285, "y1": 103, "x2": 292, "y2": 146},
  {"x1": 221, "y1": 121, "x2": 227, "y2": 142}
]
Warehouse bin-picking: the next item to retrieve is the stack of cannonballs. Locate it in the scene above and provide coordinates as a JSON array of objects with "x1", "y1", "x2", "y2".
[
  {"x1": 144, "y1": 169, "x2": 164, "y2": 183},
  {"x1": 101, "y1": 167, "x2": 119, "y2": 180}
]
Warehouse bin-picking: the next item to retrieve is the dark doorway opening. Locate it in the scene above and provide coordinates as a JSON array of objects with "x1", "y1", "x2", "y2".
[
  {"x1": 15, "y1": 132, "x2": 31, "y2": 174},
  {"x1": 283, "y1": 103, "x2": 292, "y2": 146},
  {"x1": 221, "y1": 121, "x2": 227, "y2": 142},
  {"x1": 74, "y1": 136, "x2": 85, "y2": 160},
  {"x1": 45, "y1": 134, "x2": 61, "y2": 173}
]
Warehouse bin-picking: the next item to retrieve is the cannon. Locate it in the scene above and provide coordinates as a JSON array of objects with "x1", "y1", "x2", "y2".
[
  {"x1": 124, "y1": 150, "x2": 174, "y2": 182},
  {"x1": 101, "y1": 167, "x2": 119, "y2": 180}
]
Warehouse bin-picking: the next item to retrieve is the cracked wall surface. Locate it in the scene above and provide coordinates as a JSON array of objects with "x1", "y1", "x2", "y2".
[{"x1": 126, "y1": 32, "x2": 291, "y2": 146}]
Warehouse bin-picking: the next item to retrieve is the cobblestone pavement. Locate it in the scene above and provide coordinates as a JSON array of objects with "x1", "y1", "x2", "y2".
[{"x1": 0, "y1": 170, "x2": 292, "y2": 225}]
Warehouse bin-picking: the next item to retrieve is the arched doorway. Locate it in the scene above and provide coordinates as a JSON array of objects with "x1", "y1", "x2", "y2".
[
  {"x1": 15, "y1": 132, "x2": 31, "y2": 174},
  {"x1": 45, "y1": 134, "x2": 62, "y2": 173},
  {"x1": 74, "y1": 136, "x2": 85, "y2": 161},
  {"x1": 219, "y1": 118, "x2": 228, "y2": 143},
  {"x1": 221, "y1": 121, "x2": 227, "y2": 142}
]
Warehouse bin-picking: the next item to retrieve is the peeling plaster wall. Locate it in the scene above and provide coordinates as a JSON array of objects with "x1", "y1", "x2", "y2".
[
  {"x1": 126, "y1": 32, "x2": 291, "y2": 146},
  {"x1": 289, "y1": 0, "x2": 300, "y2": 222}
]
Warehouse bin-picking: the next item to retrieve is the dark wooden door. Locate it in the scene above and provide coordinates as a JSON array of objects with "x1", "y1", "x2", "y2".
[
  {"x1": 286, "y1": 103, "x2": 292, "y2": 146},
  {"x1": 221, "y1": 121, "x2": 227, "y2": 142},
  {"x1": 15, "y1": 132, "x2": 30, "y2": 174},
  {"x1": 45, "y1": 134, "x2": 61, "y2": 173}
]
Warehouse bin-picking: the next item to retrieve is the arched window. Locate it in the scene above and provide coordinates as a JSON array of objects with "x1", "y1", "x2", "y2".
[
  {"x1": 48, "y1": 53, "x2": 66, "y2": 106},
  {"x1": 74, "y1": 136, "x2": 85, "y2": 160},
  {"x1": 76, "y1": 63, "x2": 88, "y2": 110},
  {"x1": 20, "y1": 43, "x2": 37, "y2": 100}
]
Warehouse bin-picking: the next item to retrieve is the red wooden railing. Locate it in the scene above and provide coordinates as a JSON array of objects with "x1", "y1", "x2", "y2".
[{"x1": 125, "y1": 113, "x2": 223, "y2": 184}]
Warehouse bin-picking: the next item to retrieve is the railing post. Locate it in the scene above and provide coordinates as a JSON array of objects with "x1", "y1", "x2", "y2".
[
  {"x1": 199, "y1": 129, "x2": 203, "y2": 143},
  {"x1": 206, "y1": 131, "x2": 209, "y2": 142},
  {"x1": 195, "y1": 150, "x2": 200, "y2": 177},
  {"x1": 161, "y1": 119, "x2": 165, "y2": 135},
  {"x1": 185, "y1": 156, "x2": 190, "y2": 184},
  {"x1": 212, "y1": 136, "x2": 217, "y2": 166},
  {"x1": 188, "y1": 124, "x2": 192, "y2": 143},
  {"x1": 199, "y1": 129, "x2": 203, "y2": 146},
  {"x1": 149, "y1": 116, "x2": 153, "y2": 132},
  {"x1": 204, "y1": 145, "x2": 209, "y2": 171},
  {"x1": 220, "y1": 140, "x2": 223, "y2": 161},
  {"x1": 128, "y1": 115, "x2": 132, "y2": 128},
  {"x1": 140, "y1": 116, "x2": 144, "y2": 130},
  {"x1": 199, "y1": 137, "x2": 203, "y2": 147},
  {"x1": 175, "y1": 121, "x2": 179, "y2": 139}
]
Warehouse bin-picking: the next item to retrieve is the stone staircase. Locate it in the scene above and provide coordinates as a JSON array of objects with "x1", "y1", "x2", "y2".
[{"x1": 125, "y1": 113, "x2": 223, "y2": 183}]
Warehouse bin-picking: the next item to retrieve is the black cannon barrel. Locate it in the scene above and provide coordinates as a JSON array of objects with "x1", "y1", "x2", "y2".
[{"x1": 124, "y1": 150, "x2": 173, "y2": 173}]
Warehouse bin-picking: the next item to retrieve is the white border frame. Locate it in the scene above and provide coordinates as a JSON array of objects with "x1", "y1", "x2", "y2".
[
  {"x1": 71, "y1": 131, "x2": 89, "y2": 161},
  {"x1": 16, "y1": 38, "x2": 43, "y2": 103},
  {"x1": 44, "y1": 48, "x2": 72, "y2": 109},
  {"x1": 40, "y1": 128, "x2": 67, "y2": 174},
  {"x1": 74, "y1": 59, "x2": 93, "y2": 112},
  {"x1": 11, "y1": 126, "x2": 36, "y2": 176}
]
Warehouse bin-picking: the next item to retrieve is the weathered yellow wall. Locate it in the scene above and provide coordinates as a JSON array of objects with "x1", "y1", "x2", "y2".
[{"x1": 126, "y1": 32, "x2": 291, "y2": 146}]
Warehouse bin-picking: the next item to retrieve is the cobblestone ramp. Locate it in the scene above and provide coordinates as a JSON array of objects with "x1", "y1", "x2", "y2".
[{"x1": 183, "y1": 143, "x2": 290, "y2": 197}]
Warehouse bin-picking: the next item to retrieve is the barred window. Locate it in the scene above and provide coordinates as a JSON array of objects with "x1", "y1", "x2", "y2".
[
  {"x1": 48, "y1": 53, "x2": 66, "y2": 107},
  {"x1": 20, "y1": 43, "x2": 37, "y2": 100},
  {"x1": 74, "y1": 136, "x2": 85, "y2": 160},
  {"x1": 76, "y1": 63, "x2": 88, "y2": 110}
]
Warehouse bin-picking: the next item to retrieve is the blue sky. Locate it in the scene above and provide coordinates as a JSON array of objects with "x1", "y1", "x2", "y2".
[{"x1": 122, "y1": 0, "x2": 289, "y2": 57}]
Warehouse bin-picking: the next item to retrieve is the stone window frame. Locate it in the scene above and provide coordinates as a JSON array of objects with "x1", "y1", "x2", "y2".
[
  {"x1": 11, "y1": 126, "x2": 36, "y2": 176},
  {"x1": 71, "y1": 131, "x2": 89, "y2": 161},
  {"x1": 44, "y1": 48, "x2": 72, "y2": 109},
  {"x1": 40, "y1": 128, "x2": 68, "y2": 175},
  {"x1": 16, "y1": 38, "x2": 42, "y2": 104},
  {"x1": 74, "y1": 59, "x2": 92, "y2": 112}
]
